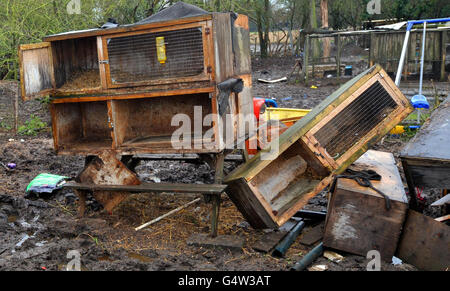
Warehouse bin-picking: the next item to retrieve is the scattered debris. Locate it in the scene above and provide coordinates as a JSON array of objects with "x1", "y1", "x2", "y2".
[
  {"x1": 25, "y1": 173, "x2": 68, "y2": 195},
  {"x1": 391, "y1": 256, "x2": 402, "y2": 266},
  {"x1": 257, "y1": 77, "x2": 287, "y2": 83},
  {"x1": 307, "y1": 264, "x2": 328, "y2": 271},
  {"x1": 323, "y1": 251, "x2": 344, "y2": 263},
  {"x1": 6, "y1": 163, "x2": 16, "y2": 170}
]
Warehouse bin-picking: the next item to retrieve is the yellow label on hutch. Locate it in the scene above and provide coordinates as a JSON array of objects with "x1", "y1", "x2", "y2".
[{"x1": 156, "y1": 37, "x2": 166, "y2": 64}]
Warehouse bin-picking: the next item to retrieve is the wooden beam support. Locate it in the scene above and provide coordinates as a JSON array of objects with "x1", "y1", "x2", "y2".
[{"x1": 64, "y1": 181, "x2": 227, "y2": 195}]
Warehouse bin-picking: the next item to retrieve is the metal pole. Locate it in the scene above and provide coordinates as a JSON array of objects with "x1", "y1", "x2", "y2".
[
  {"x1": 272, "y1": 220, "x2": 306, "y2": 257},
  {"x1": 290, "y1": 242, "x2": 324, "y2": 271},
  {"x1": 419, "y1": 22, "x2": 426, "y2": 96},
  {"x1": 395, "y1": 30, "x2": 411, "y2": 86},
  {"x1": 417, "y1": 22, "x2": 427, "y2": 124}
]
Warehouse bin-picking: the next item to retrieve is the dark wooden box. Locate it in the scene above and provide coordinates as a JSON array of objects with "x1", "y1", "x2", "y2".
[{"x1": 323, "y1": 150, "x2": 409, "y2": 261}]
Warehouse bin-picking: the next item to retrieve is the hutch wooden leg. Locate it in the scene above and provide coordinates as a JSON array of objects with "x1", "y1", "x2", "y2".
[
  {"x1": 75, "y1": 189, "x2": 88, "y2": 217},
  {"x1": 211, "y1": 152, "x2": 225, "y2": 237}
]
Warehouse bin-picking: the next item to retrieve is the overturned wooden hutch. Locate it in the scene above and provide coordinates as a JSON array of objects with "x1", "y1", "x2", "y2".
[
  {"x1": 19, "y1": 3, "x2": 253, "y2": 156},
  {"x1": 225, "y1": 65, "x2": 413, "y2": 229}
]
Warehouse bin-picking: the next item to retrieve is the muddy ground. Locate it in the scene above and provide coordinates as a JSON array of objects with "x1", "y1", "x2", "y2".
[{"x1": 0, "y1": 56, "x2": 446, "y2": 271}]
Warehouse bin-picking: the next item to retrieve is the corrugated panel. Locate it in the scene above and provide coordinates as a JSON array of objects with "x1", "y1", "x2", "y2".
[
  {"x1": 107, "y1": 27, "x2": 204, "y2": 84},
  {"x1": 313, "y1": 81, "x2": 398, "y2": 159}
]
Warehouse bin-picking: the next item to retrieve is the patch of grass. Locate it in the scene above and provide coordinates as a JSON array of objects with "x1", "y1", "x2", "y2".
[
  {"x1": 18, "y1": 114, "x2": 47, "y2": 136},
  {"x1": 38, "y1": 96, "x2": 51, "y2": 105},
  {"x1": 0, "y1": 121, "x2": 12, "y2": 131}
]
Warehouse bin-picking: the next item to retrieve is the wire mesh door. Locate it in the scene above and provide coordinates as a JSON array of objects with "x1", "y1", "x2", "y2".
[
  {"x1": 302, "y1": 71, "x2": 409, "y2": 169},
  {"x1": 103, "y1": 23, "x2": 211, "y2": 88}
]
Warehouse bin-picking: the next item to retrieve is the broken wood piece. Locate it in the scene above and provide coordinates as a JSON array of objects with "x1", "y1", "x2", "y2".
[
  {"x1": 396, "y1": 210, "x2": 450, "y2": 271},
  {"x1": 435, "y1": 214, "x2": 450, "y2": 222},
  {"x1": 76, "y1": 150, "x2": 141, "y2": 213},
  {"x1": 187, "y1": 233, "x2": 244, "y2": 251},
  {"x1": 135, "y1": 198, "x2": 201, "y2": 231},
  {"x1": 323, "y1": 250, "x2": 344, "y2": 263},
  {"x1": 299, "y1": 222, "x2": 324, "y2": 246},
  {"x1": 252, "y1": 231, "x2": 287, "y2": 253},
  {"x1": 251, "y1": 217, "x2": 301, "y2": 253}
]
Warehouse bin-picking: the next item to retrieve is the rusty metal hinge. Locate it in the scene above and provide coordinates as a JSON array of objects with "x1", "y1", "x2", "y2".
[
  {"x1": 205, "y1": 27, "x2": 210, "y2": 35},
  {"x1": 99, "y1": 60, "x2": 109, "y2": 65},
  {"x1": 207, "y1": 66, "x2": 212, "y2": 73}
]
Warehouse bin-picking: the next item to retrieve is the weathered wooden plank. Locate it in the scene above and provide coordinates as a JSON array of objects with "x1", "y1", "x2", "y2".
[
  {"x1": 299, "y1": 223, "x2": 324, "y2": 246},
  {"x1": 212, "y1": 13, "x2": 234, "y2": 83},
  {"x1": 64, "y1": 181, "x2": 227, "y2": 194},
  {"x1": 43, "y1": 14, "x2": 213, "y2": 42},
  {"x1": 396, "y1": 210, "x2": 450, "y2": 271},
  {"x1": 19, "y1": 42, "x2": 55, "y2": 100},
  {"x1": 252, "y1": 231, "x2": 288, "y2": 253}
]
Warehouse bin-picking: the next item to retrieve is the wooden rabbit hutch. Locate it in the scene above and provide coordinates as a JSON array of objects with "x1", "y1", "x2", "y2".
[
  {"x1": 19, "y1": 3, "x2": 253, "y2": 156},
  {"x1": 225, "y1": 65, "x2": 413, "y2": 229},
  {"x1": 19, "y1": 3, "x2": 254, "y2": 236}
]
